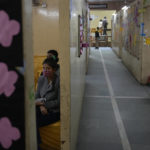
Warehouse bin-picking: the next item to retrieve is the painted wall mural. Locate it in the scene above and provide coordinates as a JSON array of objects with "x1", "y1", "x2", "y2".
[
  {"x1": 112, "y1": 0, "x2": 150, "y2": 83},
  {"x1": 112, "y1": 0, "x2": 150, "y2": 59},
  {"x1": 0, "y1": 0, "x2": 25, "y2": 149},
  {"x1": 121, "y1": 0, "x2": 143, "y2": 59},
  {"x1": 143, "y1": 0, "x2": 150, "y2": 47}
]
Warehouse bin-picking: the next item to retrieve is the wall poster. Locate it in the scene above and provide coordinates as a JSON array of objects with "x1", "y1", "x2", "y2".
[
  {"x1": 78, "y1": 15, "x2": 83, "y2": 57},
  {"x1": 121, "y1": 0, "x2": 143, "y2": 59}
]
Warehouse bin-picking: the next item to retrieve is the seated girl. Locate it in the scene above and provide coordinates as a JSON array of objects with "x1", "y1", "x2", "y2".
[{"x1": 35, "y1": 58, "x2": 60, "y2": 149}]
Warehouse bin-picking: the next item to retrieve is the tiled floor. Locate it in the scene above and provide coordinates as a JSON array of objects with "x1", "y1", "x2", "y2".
[{"x1": 76, "y1": 47, "x2": 150, "y2": 150}]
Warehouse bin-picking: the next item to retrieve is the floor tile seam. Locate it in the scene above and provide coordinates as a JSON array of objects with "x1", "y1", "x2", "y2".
[
  {"x1": 84, "y1": 95, "x2": 150, "y2": 99},
  {"x1": 77, "y1": 141, "x2": 124, "y2": 144},
  {"x1": 77, "y1": 141, "x2": 124, "y2": 145},
  {"x1": 99, "y1": 49, "x2": 132, "y2": 150}
]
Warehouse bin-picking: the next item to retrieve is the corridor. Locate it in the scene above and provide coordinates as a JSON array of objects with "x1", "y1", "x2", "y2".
[{"x1": 77, "y1": 47, "x2": 150, "y2": 150}]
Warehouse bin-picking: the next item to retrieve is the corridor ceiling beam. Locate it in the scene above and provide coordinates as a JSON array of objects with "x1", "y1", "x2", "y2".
[{"x1": 87, "y1": 0, "x2": 135, "y2": 4}]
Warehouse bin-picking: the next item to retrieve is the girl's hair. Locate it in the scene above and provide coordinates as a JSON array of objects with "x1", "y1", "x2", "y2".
[
  {"x1": 42, "y1": 58, "x2": 58, "y2": 69},
  {"x1": 47, "y1": 49, "x2": 59, "y2": 63}
]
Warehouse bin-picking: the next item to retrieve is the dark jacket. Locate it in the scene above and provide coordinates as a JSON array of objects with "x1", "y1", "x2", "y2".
[
  {"x1": 55, "y1": 64, "x2": 60, "y2": 77},
  {"x1": 95, "y1": 31, "x2": 99, "y2": 38},
  {"x1": 35, "y1": 75, "x2": 60, "y2": 113},
  {"x1": 102, "y1": 20, "x2": 108, "y2": 28}
]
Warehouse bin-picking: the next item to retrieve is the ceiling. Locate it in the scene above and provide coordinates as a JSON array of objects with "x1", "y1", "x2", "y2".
[
  {"x1": 87, "y1": 0, "x2": 135, "y2": 10},
  {"x1": 87, "y1": 0, "x2": 135, "y2": 3},
  {"x1": 88, "y1": 0, "x2": 124, "y2": 1}
]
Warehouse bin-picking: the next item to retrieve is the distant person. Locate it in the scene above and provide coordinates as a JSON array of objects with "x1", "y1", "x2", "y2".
[
  {"x1": 99, "y1": 19, "x2": 103, "y2": 35},
  {"x1": 47, "y1": 50, "x2": 59, "y2": 62},
  {"x1": 102, "y1": 16, "x2": 108, "y2": 35},
  {"x1": 95, "y1": 27, "x2": 100, "y2": 49}
]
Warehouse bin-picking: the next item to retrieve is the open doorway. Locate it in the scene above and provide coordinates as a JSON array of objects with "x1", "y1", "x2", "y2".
[
  {"x1": 89, "y1": 10, "x2": 116, "y2": 48},
  {"x1": 32, "y1": 1, "x2": 60, "y2": 150}
]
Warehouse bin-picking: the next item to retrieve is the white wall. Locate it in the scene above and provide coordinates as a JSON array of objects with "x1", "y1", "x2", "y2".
[
  {"x1": 70, "y1": 0, "x2": 89, "y2": 150},
  {"x1": 23, "y1": 0, "x2": 37, "y2": 150},
  {"x1": 32, "y1": 0, "x2": 59, "y2": 56},
  {"x1": 59, "y1": 0, "x2": 70, "y2": 150}
]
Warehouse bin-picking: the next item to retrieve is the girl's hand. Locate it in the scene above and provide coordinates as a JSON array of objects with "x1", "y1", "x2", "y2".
[
  {"x1": 40, "y1": 106, "x2": 48, "y2": 115},
  {"x1": 35, "y1": 101, "x2": 44, "y2": 106}
]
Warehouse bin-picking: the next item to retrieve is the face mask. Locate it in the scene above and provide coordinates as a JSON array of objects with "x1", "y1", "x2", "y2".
[{"x1": 43, "y1": 70, "x2": 51, "y2": 77}]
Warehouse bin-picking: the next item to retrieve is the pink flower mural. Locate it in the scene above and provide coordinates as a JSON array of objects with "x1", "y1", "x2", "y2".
[
  {"x1": 0, "y1": 62, "x2": 18, "y2": 97},
  {"x1": 0, "y1": 10, "x2": 20, "y2": 47},
  {"x1": 0, "y1": 117, "x2": 21, "y2": 149}
]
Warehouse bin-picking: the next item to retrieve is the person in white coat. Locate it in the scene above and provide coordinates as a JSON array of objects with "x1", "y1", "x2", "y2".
[{"x1": 99, "y1": 19, "x2": 103, "y2": 35}]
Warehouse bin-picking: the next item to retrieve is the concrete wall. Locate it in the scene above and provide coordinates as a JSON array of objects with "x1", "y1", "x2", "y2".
[
  {"x1": 23, "y1": 0, "x2": 37, "y2": 150},
  {"x1": 112, "y1": 0, "x2": 150, "y2": 84},
  {"x1": 70, "y1": 0, "x2": 89, "y2": 150},
  {"x1": 112, "y1": 11, "x2": 122, "y2": 57},
  {"x1": 32, "y1": 0, "x2": 59, "y2": 56},
  {"x1": 59, "y1": 0, "x2": 70, "y2": 149}
]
